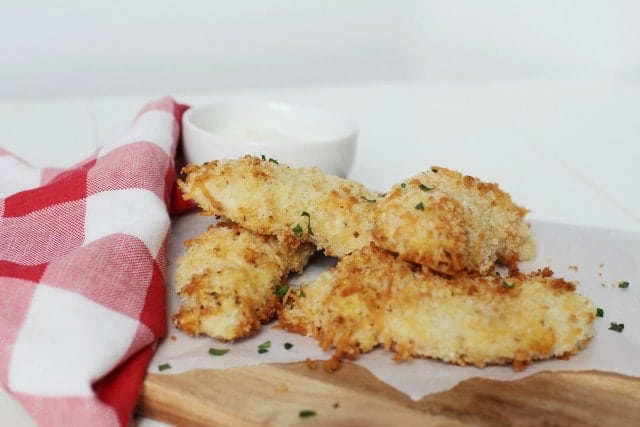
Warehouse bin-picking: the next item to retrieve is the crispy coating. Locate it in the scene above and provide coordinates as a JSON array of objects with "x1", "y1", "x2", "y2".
[
  {"x1": 278, "y1": 244, "x2": 595, "y2": 370},
  {"x1": 373, "y1": 166, "x2": 536, "y2": 275},
  {"x1": 173, "y1": 221, "x2": 315, "y2": 341},
  {"x1": 179, "y1": 156, "x2": 379, "y2": 258}
]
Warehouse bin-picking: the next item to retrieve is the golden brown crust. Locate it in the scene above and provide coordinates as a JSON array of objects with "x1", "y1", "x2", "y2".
[
  {"x1": 173, "y1": 221, "x2": 315, "y2": 341},
  {"x1": 178, "y1": 156, "x2": 379, "y2": 257},
  {"x1": 279, "y1": 244, "x2": 595, "y2": 369},
  {"x1": 373, "y1": 166, "x2": 536, "y2": 275}
]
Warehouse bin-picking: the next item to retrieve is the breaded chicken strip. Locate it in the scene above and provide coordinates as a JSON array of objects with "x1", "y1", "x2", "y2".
[
  {"x1": 179, "y1": 155, "x2": 379, "y2": 257},
  {"x1": 373, "y1": 166, "x2": 536, "y2": 275},
  {"x1": 279, "y1": 244, "x2": 595, "y2": 370},
  {"x1": 173, "y1": 221, "x2": 315, "y2": 341}
]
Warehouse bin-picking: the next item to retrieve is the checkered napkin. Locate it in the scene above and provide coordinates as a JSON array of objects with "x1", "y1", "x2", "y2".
[{"x1": 0, "y1": 97, "x2": 189, "y2": 426}]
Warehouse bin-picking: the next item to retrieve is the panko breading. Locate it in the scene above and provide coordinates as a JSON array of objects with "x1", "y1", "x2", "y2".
[
  {"x1": 173, "y1": 221, "x2": 315, "y2": 341},
  {"x1": 279, "y1": 244, "x2": 595, "y2": 370},
  {"x1": 373, "y1": 166, "x2": 536, "y2": 275},
  {"x1": 178, "y1": 155, "x2": 379, "y2": 258}
]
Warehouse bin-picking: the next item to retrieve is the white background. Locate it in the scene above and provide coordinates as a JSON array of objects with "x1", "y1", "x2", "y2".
[
  {"x1": 1, "y1": 0, "x2": 639, "y2": 99},
  {"x1": 1, "y1": 3, "x2": 639, "y2": 425}
]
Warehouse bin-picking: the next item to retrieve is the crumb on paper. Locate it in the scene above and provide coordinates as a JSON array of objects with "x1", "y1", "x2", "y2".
[
  {"x1": 274, "y1": 383, "x2": 289, "y2": 393},
  {"x1": 305, "y1": 358, "x2": 318, "y2": 370},
  {"x1": 569, "y1": 265, "x2": 578, "y2": 272},
  {"x1": 170, "y1": 335, "x2": 177, "y2": 341}
]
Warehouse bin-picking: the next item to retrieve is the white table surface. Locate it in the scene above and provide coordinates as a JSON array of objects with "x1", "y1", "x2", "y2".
[{"x1": 1, "y1": 78, "x2": 639, "y2": 426}]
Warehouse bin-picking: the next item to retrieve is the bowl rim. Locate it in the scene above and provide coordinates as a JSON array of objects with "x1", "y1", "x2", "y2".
[{"x1": 181, "y1": 100, "x2": 358, "y2": 149}]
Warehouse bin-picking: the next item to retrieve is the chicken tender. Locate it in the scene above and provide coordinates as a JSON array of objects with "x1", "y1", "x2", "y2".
[
  {"x1": 173, "y1": 221, "x2": 315, "y2": 341},
  {"x1": 373, "y1": 166, "x2": 536, "y2": 275},
  {"x1": 279, "y1": 244, "x2": 595, "y2": 370},
  {"x1": 179, "y1": 155, "x2": 379, "y2": 257}
]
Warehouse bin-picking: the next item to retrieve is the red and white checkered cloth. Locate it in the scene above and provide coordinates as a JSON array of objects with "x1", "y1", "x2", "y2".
[{"x1": 0, "y1": 97, "x2": 189, "y2": 426}]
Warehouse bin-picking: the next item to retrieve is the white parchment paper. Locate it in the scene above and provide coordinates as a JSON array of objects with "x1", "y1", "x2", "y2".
[{"x1": 150, "y1": 213, "x2": 640, "y2": 400}]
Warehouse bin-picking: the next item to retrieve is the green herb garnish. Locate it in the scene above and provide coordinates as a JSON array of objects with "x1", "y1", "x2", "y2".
[
  {"x1": 299, "y1": 289, "x2": 306, "y2": 298},
  {"x1": 419, "y1": 183, "x2": 433, "y2": 192},
  {"x1": 400, "y1": 183, "x2": 406, "y2": 188},
  {"x1": 596, "y1": 307, "x2": 604, "y2": 317},
  {"x1": 360, "y1": 196, "x2": 377, "y2": 203},
  {"x1": 158, "y1": 363, "x2": 171, "y2": 372},
  {"x1": 609, "y1": 322, "x2": 625, "y2": 332},
  {"x1": 502, "y1": 280, "x2": 515, "y2": 289},
  {"x1": 301, "y1": 211, "x2": 314, "y2": 236},
  {"x1": 299, "y1": 410, "x2": 316, "y2": 418},
  {"x1": 258, "y1": 340, "x2": 271, "y2": 354},
  {"x1": 209, "y1": 348, "x2": 230, "y2": 356},
  {"x1": 268, "y1": 157, "x2": 278, "y2": 164},
  {"x1": 292, "y1": 224, "x2": 303, "y2": 237},
  {"x1": 284, "y1": 342, "x2": 294, "y2": 350},
  {"x1": 261, "y1": 154, "x2": 266, "y2": 161},
  {"x1": 415, "y1": 201, "x2": 424, "y2": 211},
  {"x1": 618, "y1": 281, "x2": 630, "y2": 288},
  {"x1": 275, "y1": 284, "x2": 289, "y2": 299}
]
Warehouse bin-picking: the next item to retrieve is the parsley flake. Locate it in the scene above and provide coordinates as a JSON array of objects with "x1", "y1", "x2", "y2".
[
  {"x1": 158, "y1": 363, "x2": 171, "y2": 372},
  {"x1": 299, "y1": 410, "x2": 316, "y2": 418},
  {"x1": 415, "y1": 202, "x2": 425, "y2": 211},
  {"x1": 268, "y1": 157, "x2": 279, "y2": 164},
  {"x1": 419, "y1": 183, "x2": 433, "y2": 192},
  {"x1": 299, "y1": 289, "x2": 306, "y2": 298},
  {"x1": 596, "y1": 307, "x2": 604, "y2": 317},
  {"x1": 209, "y1": 348, "x2": 230, "y2": 356},
  {"x1": 609, "y1": 322, "x2": 624, "y2": 332},
  {"x1": 284, "y1": 342, "x2": 294, "y2": 350},
  {"x1": 400, "y1": 183, "x2": 406, "y2": 188},
  {"x1": 618, "y1": 281, "x2": 630, "y2": 289},
  {"x1": 292, "y1": 224, "x2": 303, "y2": 237},
  {"x1": 275, "y1": 284, "x2": 289, "y2": 299}
]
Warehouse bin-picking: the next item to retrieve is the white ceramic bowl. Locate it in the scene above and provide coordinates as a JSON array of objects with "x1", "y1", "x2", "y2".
[{"x1": 182, "y1": 101, "x2": 357, "y2": 177}]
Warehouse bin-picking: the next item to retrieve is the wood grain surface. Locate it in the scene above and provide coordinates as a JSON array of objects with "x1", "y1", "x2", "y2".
[{"x1": 136, "y1": 363, "x2": 640, "y2": 426}]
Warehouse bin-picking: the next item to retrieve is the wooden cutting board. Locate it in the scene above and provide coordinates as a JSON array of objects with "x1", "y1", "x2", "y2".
[{"x1": 136, "y1": 363, "x2": 640, "y2": 426}]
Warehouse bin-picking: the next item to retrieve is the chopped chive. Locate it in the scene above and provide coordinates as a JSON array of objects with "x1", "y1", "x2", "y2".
[
  {"x1": 268, "y1": 157, "x2": 278, "y2": 164},
  {"x1": 299, "y1": 290, "x2": 306, "y2": 298},
  {"x1": 284, "y1": 342, "x2": 294, "y2": 350},
  {"x1": 258, "y1": 340, "x2": 271, "y2": 354},
  {"x1": 275, "y1": 284, "x2": 289, "y2": 299},
  {"x1": 158, "y1": 363, "x2": 171, "y2": 372},
  {"x1": 609, "y1": 322, "x2": 624, "y2": 332},
  {"x1": 301, "y1": 211, "x2": 314, "y2": 236},
  {"x1": 209, "y1": 348, "x2": 230, "y2": 356},
  {"x1": 618, "y1": 281, "x2": 630, "y2": 288},
  {"x1": 400, "y1": 182, "x2": 406, "y2": 188},
  {"x1": 292, "y1": 224, "x2": 303, "y2": 237},
  {"x1": 360, "y1": 196, "x2": 377, "y2": 203},
  {"x1": 419, "y1": 183, "x2": 433, "y2": 192},
  {"x1": 261, "y1": 154, "x2": 266, "y2": 161},
  {"x1": 596, "y1": 307, "x2": 604, "y2": 317},
  {"x1": 414, "y1": 202, "x2": 425, "y2": 211},
  {"x1": 502, "y1": 280, "x2": 515, "y2": 289},
  {"x1": 299, "y1": 410, "x2": 316, "y2": 418}
]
